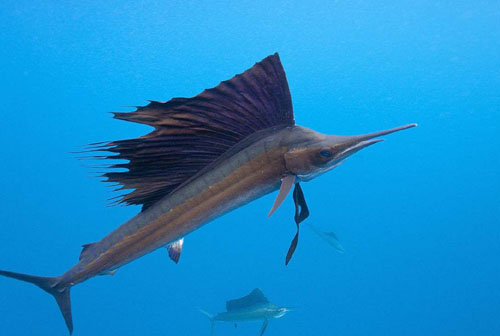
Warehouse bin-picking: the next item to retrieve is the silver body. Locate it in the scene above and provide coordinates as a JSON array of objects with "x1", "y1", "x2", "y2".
[{"x1": 213, "y1": 303, "x2": 289, "y2": 322}]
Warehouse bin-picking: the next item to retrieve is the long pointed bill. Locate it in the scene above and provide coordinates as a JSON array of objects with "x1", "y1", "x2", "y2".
[
  {"x1": 336, "y1": 123, "x2": 417, "y2": 159},
  {"x1": 293, "y1": 123, "x2": 417, "y2": 182},
  {"x1": 354, "y1": 123, "x2": 418, "y2": 141}
]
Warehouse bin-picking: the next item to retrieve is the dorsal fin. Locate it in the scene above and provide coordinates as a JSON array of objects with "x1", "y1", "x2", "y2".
[
  {"x1": 79, "y1": 242, "x2": 96, "y2": 261},
  {"x1": 90, "y1": 53, "x2": 294, "y2": 210},
  {"x1": 226, "y1": 288, "x2": 269, "y2": 311}
]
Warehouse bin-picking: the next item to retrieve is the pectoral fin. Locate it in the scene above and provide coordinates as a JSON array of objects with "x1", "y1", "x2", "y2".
[
  {"x1": 268, "y1": 175, "x2": 296, "y2": 217},
  {"x1": 285, "y1": 183, "x2": 309, "y2": 265},
  {"x1": 166, "y1": 237, "x2": 184, "y2": 264},
  {"x1": 260, "y1": 319, "x2": 269, "y2": 336}
]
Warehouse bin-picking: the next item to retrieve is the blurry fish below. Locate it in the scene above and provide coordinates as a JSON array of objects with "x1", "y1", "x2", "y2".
[
  {"x1": 307, "y1": 223, "x2": 345, "y2": 253},
  {"x1": 199, "y1": 288, "x2": 291, "y2": 336}
]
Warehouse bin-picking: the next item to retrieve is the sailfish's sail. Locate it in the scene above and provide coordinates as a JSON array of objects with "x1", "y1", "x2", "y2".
[
  {"x1": 89, "y1": 53, "x2": 295, "y2": 210},
  {"x1": 226, "y1": 288, "x2": 269, "y2": 311}
]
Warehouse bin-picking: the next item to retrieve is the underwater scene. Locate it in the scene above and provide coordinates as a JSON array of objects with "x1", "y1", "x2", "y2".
[{"x1": 0, "y1": 1, "x2": 499, "y2": 335}]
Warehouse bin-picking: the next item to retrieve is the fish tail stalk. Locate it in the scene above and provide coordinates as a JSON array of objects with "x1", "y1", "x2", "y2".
[{"x1": 0, "y1": 270, "x2": 73, "y2": 334}]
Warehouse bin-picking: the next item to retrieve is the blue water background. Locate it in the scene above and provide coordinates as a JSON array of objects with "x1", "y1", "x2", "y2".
[{"x1": 1, "y1": 1, "x2": 499, "y2": 335}]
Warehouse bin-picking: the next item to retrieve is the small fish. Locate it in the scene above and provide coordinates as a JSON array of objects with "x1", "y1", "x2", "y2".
[
  {"x1": 199, "y1": 288, "x2": 291, "y2": 336},
  {"x1": 307, "y1": 223, "x2": 345, "y2": 253},
  {"x1": 0, "y1": 53, "x2": 416, "y2": 333}
]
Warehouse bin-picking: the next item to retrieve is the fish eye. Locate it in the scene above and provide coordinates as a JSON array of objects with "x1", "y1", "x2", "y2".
[{"x1": 319, "y1": 150, "x2": 332, "y2": 158}]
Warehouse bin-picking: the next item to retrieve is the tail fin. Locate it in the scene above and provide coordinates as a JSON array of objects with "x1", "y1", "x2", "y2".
[
  {"x1": 198, "y1": 308, "x2": 215, "y2": 335},
  {"x1": 0, "y1": 270, "x2": 73, "y2": 334}
]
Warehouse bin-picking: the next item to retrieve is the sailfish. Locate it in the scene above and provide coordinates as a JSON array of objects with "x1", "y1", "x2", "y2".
[
  {"x1": 0, "y1": 53, "x2": 416, "y2": 334},
  {"x1": 199, "y1": 288, "x2": 291, "y2": 335}
]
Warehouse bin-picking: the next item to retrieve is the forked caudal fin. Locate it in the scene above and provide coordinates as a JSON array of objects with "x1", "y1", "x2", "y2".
[
  {"x1": 0, "y1": 270, "x2": 73, "y2": 334},
  {"x1": 198, "y1": 308, "x2": 215, "y2": 336}
]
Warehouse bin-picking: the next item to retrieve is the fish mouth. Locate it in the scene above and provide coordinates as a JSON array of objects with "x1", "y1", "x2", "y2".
[
  {"x1": 336, "y1": 138, "x2": 384, "y2": 159},
  {"x1": 275, "y1": 307, "x2": 294, "y2": 318}
]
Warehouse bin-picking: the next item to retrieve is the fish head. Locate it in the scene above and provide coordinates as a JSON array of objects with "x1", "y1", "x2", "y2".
[
  {"x1": 284, "y1": 124, "x2": 417, "y2": 182},
  {"x1": 273, "y1": 306, "x2": 293, "y2": 318}
]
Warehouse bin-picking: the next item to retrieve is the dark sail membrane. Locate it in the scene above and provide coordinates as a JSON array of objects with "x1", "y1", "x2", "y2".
[{"x1": 89, "y1": 53, "x2": 294, "y2": 210}]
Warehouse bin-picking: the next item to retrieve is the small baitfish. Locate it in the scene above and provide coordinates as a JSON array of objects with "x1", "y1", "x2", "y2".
[
  {"x1": 199, "y1": 288, "x2": 291, "y2": 336},
  {"x1": 0, "y1": 53, "x2": 416, "y2": 334}
]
